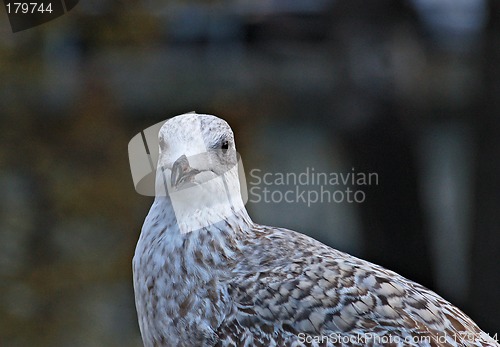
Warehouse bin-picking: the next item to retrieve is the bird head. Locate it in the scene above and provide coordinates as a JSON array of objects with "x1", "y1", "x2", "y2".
[{"x1": 155, "y1": 113, "x2": 246, "y2": 233}]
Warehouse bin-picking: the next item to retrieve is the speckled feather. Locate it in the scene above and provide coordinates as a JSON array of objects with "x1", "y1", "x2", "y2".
[{"x1": 133, "y1": 114, "x2": 498, "y2": 347}]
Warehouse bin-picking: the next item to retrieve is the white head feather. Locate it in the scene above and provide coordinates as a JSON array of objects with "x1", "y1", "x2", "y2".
[{"x1": 155, "y1": 113, "x2": 246, "y2": 234}]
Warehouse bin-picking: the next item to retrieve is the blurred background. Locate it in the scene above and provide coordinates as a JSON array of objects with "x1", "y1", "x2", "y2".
[{"x1": 0, "y1": 0, "x2": 499, "y2": 346}]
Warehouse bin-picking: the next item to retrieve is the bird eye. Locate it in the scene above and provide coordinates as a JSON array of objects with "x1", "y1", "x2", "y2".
[{"x1": 221, "y1": 140, "x2": 229, "y2": 154}]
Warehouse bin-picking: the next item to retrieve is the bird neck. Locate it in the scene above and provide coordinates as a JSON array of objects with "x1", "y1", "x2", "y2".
[
  {"x1": 154, "y1": 164, "x2": 248, "y2": 235},
  {"x1": 133, "y1": 196, "x2": 252, "y2": 346},
  {"x1": 139, "y1": 195, "x2": 252, "y2": 275}
]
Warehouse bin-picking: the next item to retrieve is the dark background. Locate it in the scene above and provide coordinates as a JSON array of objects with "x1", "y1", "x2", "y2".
[{"x1": 0, "y1": 0, "x2": 498, "y2": 346}]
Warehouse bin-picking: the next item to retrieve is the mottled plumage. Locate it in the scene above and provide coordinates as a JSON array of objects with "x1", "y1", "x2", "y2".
[{"x1": 133, "y1": 113, "x2": 498, "y2": 347}]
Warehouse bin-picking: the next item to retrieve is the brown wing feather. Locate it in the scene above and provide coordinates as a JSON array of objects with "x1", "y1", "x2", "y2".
[{"x1": 214, "y1": 226, "x2": 498, "y2": 347}]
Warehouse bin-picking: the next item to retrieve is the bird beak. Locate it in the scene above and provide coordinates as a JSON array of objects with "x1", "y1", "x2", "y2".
[{"x1": 171, "y1": 154, "x2": 201, "y2": 189}]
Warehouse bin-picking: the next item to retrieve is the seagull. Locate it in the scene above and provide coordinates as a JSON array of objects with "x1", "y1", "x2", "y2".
[{"x1": 133, "y1": 113, "x2": 498, "y2": 347}]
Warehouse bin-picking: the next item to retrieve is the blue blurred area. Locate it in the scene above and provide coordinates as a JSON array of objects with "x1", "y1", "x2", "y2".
[{"x1": 0, "y1": 1, "x2": 499, "y2": 346}]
